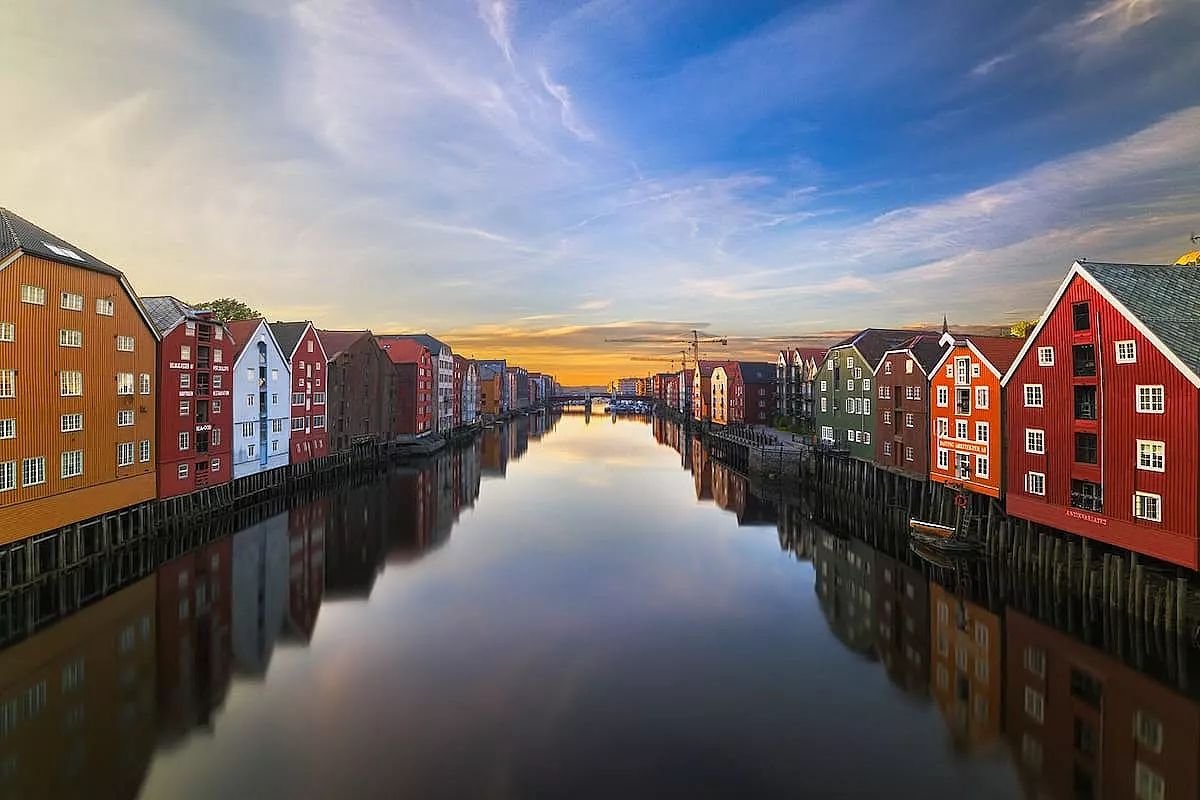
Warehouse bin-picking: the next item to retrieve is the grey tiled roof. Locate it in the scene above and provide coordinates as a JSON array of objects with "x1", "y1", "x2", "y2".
[
  {"x1": 0, "y1": 208, "x2": 123, "y2": 276},
  {"x1": 905, "y1": 334, "x2": 948, "y2": 374},
  {"x1": 140, "y1": 295, "x2": 214, "y2": 336},
  {"x1": 380, "y1": 333, "x2": 450, "y2": 356},
  {"x1": 268, "y1": 321, "x2": 311, "y2": 359},
  {"x1": 1082, "y1": 261, "x2": 1200, "y2": 377},
  {"x1": 834, "y1": 328, "x2": 934, "y2": 368},
  {"x1": 738, "y1": 362, "x2": 777, "y2": 384}
]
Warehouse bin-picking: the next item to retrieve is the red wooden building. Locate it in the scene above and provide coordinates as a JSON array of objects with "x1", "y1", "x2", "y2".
[
  {"x1": 269, "y1": 322, "x2": 329, "y2": 465},
  {"x1": 379, "y1": 338, "x2": 434, "y2": 436},
  {"x1": 1002, "y1": 261, "x2": 1200, "y2": 569},
  {"x1": 730, "y1": 362, "x2": 777, "y2": 425},
  {"x1": 141, "y1": 297, "x2": 233, "y2": 498},
  {"x1": 452, "y1": 354, "x2": 464, "y2": 428},
  {"x1": 874, "y1": 333, "x2": 947, "y2": 481}
]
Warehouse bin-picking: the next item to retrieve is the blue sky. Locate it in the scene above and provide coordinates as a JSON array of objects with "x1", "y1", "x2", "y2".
[{"x1": 3, "y1": 0, "x2": 1198, "y2": 381}]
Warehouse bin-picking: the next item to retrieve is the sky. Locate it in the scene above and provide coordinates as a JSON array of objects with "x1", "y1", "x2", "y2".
[{"x1": 3, "y1": 0, "x2": 1199, "y2": 384}]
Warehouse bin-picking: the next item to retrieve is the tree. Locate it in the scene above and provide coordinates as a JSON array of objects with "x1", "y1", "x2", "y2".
[
  {"x1": 193, "y1": 297, "x2": 260, "y2": 322},
  {"x1": 1008, "y1": 319, "x2": 1038, "y2": 338}
]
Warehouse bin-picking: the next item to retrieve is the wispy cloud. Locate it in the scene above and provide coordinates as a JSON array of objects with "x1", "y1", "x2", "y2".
[
  {"x1": 479, "y1": 0, "x2": 516, "y2": 66},
  {"x1": 538, "y1": 66, "x2": 596, "y2": 142},
  {"x1": 1050, "y1": 0, "x2": 1174, "y2": 48}
]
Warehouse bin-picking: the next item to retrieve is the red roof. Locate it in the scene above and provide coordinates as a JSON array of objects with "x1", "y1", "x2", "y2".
[
  {"x1": 379, "y1": 337, "x2": 430, "y2": 365},
  {"x1": 316, "y1": 329, "x2": 372, "y2": 359},
  {"x1": 968, "y1": 335, "x2": 1025, "y2": 374},
  {"x1": 225, "y1": 318, "x2": 264, "y2": 360},
  {"x1": 695, "y1": 359, "x2": 725, "y2": 378}
]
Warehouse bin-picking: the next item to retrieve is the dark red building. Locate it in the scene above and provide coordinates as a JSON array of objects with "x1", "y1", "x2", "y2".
[
  {"x1": 141, "y1": 297, "x2": 234, "y2": 497},
  {"x1": 269, "y1": 321, "x2": 329, "y2": 464},
  {"x1": 285, "y1": 499, "x2": 326, "y2": 642},
  {"x1": 452, "y1": 354, "x2": 465, "y2": 428},
  {"x1": 317, "y1": 330, "x2": 398, "y2": 452},
  {"x1": 1004, "y1": 609, "x2": 1198, "y2": 800},
  {"x1": 731, "y1": 362, "x2": 777, "y2": 425},
  {"x1": 873, "y1": 551, "x2": 930, "y2": 697},
  {"x1": 1002, "y1": 261, "x2": 1200, "y2": 569},
  {"x1": 379, "y1": 338, "x2": 434, "y2": 436},
  {"x1": 875, "y1": 333, "x2": 947, "y2": 481}
]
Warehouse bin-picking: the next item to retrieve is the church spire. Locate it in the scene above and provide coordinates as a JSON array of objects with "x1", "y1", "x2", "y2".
[{"x1": 942, "y1": 314, "x2": 949, "y2": 334}]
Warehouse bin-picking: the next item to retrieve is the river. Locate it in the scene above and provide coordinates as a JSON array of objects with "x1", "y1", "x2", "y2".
[{"x1": 0, "y1": 411, "x2": 1194, "y2": 798}]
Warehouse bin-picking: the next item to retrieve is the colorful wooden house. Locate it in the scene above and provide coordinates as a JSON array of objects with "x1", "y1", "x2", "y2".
[
  {"x1": 816, "y1": 329, "x2": 929, "y2": 461},
  {"x1": 1002, "y1": 261, "x2": 1200, "y2": 569},
  {"x1": 928, "y1": 333, "x2": 1023, "y2": 498},
  {"x1": 692, "y1": 361, "x2": 722, "y2": 422},
  {"x1": 316, "y1": 329, "x2": 398, "y2": 452},
  {"x1": 226, "y1": 319, "x2": 291, "y2": 478},
  {"x1": 874, "y1": 334, "x2": 947, "y2": 481},
  {"x1": 268, "y1": 321, "x2": 329, "y2": 465}
]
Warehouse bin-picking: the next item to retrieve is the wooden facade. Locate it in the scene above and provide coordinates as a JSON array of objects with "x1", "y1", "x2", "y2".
[
  {"x1": 928, "y1": 335, "x2": 1022, "y2": 498},
  {"x1": 380, "y1": 339, "x2": 434, "y2": 436},
  {"x1": 316, "y1": 330, "x2": 398, "y2": 453},
  {"x1": 1003, "y1": 262, "x2": 1200, "y2": 570},
  {"x1": 269, "y1": 322, "x2": 329, "y2": 466},
  {"x1": 874, "y1": 335, "x2": 946, "y2": 481},
  {"x1": 692, "y1": 361, "x2": 721, "y2": 422},
  {"x1": 0, "y1": 211, "x2": 158, "y2": 544},
  {"x1": 226, "y1": 319, "x2": 291, "y2": 479}
]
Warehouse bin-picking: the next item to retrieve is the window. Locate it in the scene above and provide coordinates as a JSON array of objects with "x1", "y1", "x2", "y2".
[
  {"x1": 847, "y1": 357, "x2": 854, "y2": 369},
  {"x1": 1134, "y1": 762, "x2": 1165, "y2": 800},
  {"x1": 1037, "y1": 346, "x2": 1054, "y2": 366},
  {"x1": 0, "y1": 322, "x2": 12, "y2": 342},
  {"x1": 1074, "y1": 385, "x2": 1097, "y2": 420},
  {"x1": 937, "y1": 418, "x2": 948, "y2": 437},
  {"x1": 179, "y1": 432, "x2": 190, "y2": 451},
  {"x1": 179, "y1": 373, "x2": 191, "y2": 390},
  {"x1": 20, "y1": 284, "x2": 46, "y2": 305},
  {"x1": 820, "y1": 398, "x2": 827, "y2": 413},
  {"x1": 313, "y1": 414, "x2": 326, "y2": 429},
  {"x1": 974, "y1": 386, "x2": 988, "y2": 409},
  {"x1": 1114, "y1": 340, "x2": 1137, "y2": 363},
  {"x1": 240, "y1": 422, "x2": 254, "y2": 437},
  {"x1": 1025, "y1": 429, "x2": 1045, "y2": 454},
  {"x1": 1070, "y1": 479, "x2": 1103, "y2": 512},
  {"x1": 21, "y1": 456, "x2": 45, "y2": 487},
  {"x1": 944, "y1": 363, "x2": 953, "y2": 377},
  {"x1": 247, "y1": 444, "x2": 256, "y2": 458},
  {"x1": 901, "y1": 412, "x2": 912, "y2": 427},
  {"x1": 95, "y1": 298, "x2": 114, "y2": 316},
  {"x1": 314, "y1": 392, "x2": 326, "y2": 404},
  {"x1": 883, "y1": 442, "x2": 892, "y2": 456},
  {"x1": 1070, "y1": 668, "x2": 1103, "y2": 708},
  {"x1": 116, "y1": 335, "x2": 135, "y2": 352},
  {"x1": 214, "y1": 349, "x2": 223, "y2": 364},
  {"x1": 936, "y1": 386, "x2": 948, "y2": 407},
  {"x1": 60, "y1": 371, "x2": 83, "y2": 397},
  {"x1": 0, "y1": 461, "x2": 12, "y2": 492},
  {"x1": 1024, "y1": 384, "x2": 1043, "y2": 407},
  {"x1": 1075, "y1": 432, "x2": 1097, "y2": 464},
  {"x1": 212, "y1": 427, "x2": 220, "y2": 445},
  {"x1": 292, "y1": 392, "x2": 305, "y2": 405},
  {"x1": 972, "y1": 421, "x2": 987, "y2": 443},
  {"x1": 139, "y1": 373, "x2": 151, "y2": 394},
  {"x1": 976, "y1": 455, "x2": 989, "y2": 478},
  {"x1": 180, "y1": 345, "x2": 191, "y2": 361},
  {"x1": 139, "y1": 440, "x2": 150, "y2": 462},
  {"x1": 271, "y1": 419, "x2": 283, "y2": 433},
  {"x1": 1022, "y1": 734, "x2": 1043, "y2": 772},
  {"x1": 1023, "y1": 646, "x2": 1046, "y2": 676},
  {"x1": 956, "y1": 419, "x2": 968, "y2": 439},
  {"x1": 954, "y1": 356, "x2": 970, "y2": 385},
  {"x1": 179, "y1": 400, "x2": 190, "y2": 417},
  {"x1": 863, "y1": 398, "x2": 871, "y2": 415},
  {"x1": 292, "y1": 416, "x2": 306, "y2": 431},
  {"x1": 0, "y1": 419, "x2": 11, "y2": 439},
  {"x1": 117, "y1": 410, "x2": 134, "y2": 427},
  {"x1": 881, "y1": 409, "x2": 891, "y2": 425},
  {"x1": 58, "y1": 329, "x2": 82, "y2": 348},
  {"x1": 272, "y1": 439, "x2": 279, "y2": 452},
  {"x1": 60, "y1": 450, "x2": 83, "y2": 478},
  {"x1": 60, "y1": 291, "x2": 84, "y2": 311},
  {"x1": 937, "y1": 448, "x2": 948, "y2": 469},
  {"x1": 1074, "y1": 718, "x2": 1098, "y2": 758},
  {"x1": 846, "y1": 379, "x2": 854, "y2": 392},
  {"x1": 212, "y1": 458, "x2": 221, "y2": 472},
  {"x1": 820, "y1": 381, "x2": 827, "y2": 392},
  {"x1": 1072, "y1": 344, "x2": 1096, "y2": 377},
  {"x1": 956, "y1": 646, "x2": 968, "y2": 671},
  {"x1": 60, "y1": 413, "x2": 83, "y2": 433},
  {"x1": 1024, "y1": 687, "x2": 1045, "y2": 724},
  {"x1": 116, "y1": 373, "x2": 134, "y2": 395},
  {"x1": 213, "y1": 375, "x2": 222, "y2": 390},
  {"x1": 955, "y1": 388, "x2": 970, "y2": 415},
  {"x1": 178, "y1": 464, "x2": 189, "y2": 479},
  {"x1": 905, "y1": 446, "x2": 914, "y2": 462},
  {"x1": 1137, "y1": 440, "x2": 1165, "y2": 472},
  {"x1": 883, "y1": 362, "x2": 892, "y2": 375},
  {"x1": 117, "y1": 442, "x2": 134, "y2": 466},
  {"x1": 1134, "y1": 492, "x2": 1162, "y2": 522},
  {"x1": 271, "y1": 392, "x2": 279, "y2": 405},
  {"x1": 1136, "y1": 385, "x2": 1164, "y2": 414},
  {"x1": 1072, "y1": 301, "x2": 1090, "y2": 331},
  {"x1": 1025, "y1": 472, "x2": 1046, "y2": 496},
  {"x1": 862, "y1": 379, "x2": 870, "y2": 392},
  {"x1": 862, "y1": 431, "x2": 870, "y2": 444},
  {"x1": 246, "y1": 367, "x2": 255, "y2": 382},
  {"x1": 911, "y1": 385, "x2": 920, "y2": 400},
  {"x1": 1131, "y1": 711, "x2": 1163, "y2": 753},
  {"x1": 970, "y1": 363, "x2": 980, "y2": 378},
  {"x1": 246, "y1": 395, "x2": 255, "y2": 407}
]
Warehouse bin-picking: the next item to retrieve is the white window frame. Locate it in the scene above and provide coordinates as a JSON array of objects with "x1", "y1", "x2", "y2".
[
  {"x1": 116, "y1": 335, "x2": 135, "y2": 352},
  {"x1": 904, "y1": 412, "x2": 914, "y2": 428},
  {"x1": 59, "y1": 329, "x2": 82, "y2": 348},
  {"x1": 1136, "y1": 440, "x2": 1164, "y2": 472},
  {"x1": 60, "y1": 371, "x2": 83, "y2": 397},
  {"x1": 937, "y1": 448, "x2": 948, "y2": 469},
  {"x1": 1024, "y1": 384, "x2": 1043, "y2": 408},
  {"x1": 95, "y1": 298, "x2": 114, "y2": 316},
  {"x1": 0, "y1": 419, "x2": 13, "y2": 439},
  {"x1": 863, "y1": 398, "x2": 871, "y2": 415},
  {"x1": 139, "y1": 440, "x2": 151, "y2": 463},
  {"x1": 1135, "y1": 385, "x2": 1164, "y2": 414},
  {"x1": 975, "y1": 385, "x2": 988, "y2": 409},
  {"x1": 905, "y1": 446, "x2": 914, "y2": 462},
  {"x1": 975, "y1": 421, "x2": 989, "y2": 442},
  {"x1": 314, "y1": 414, "x2": 326, "y2": 428},
  {"x1": 60, "y1": 413, "x2": 83, "y2": 433},
  {"x1": 1024, "y1": 687, "x2": 1045, "y2": 724},
  {"x1": 936, "y1": 418, "x2": 948, "y2": 437},
  {"x1": 1036, "y1": 346, "x2": 1054, "y2": 367},
  {"x1": 1025, "y1": 429, "x2": 1045, "y2": 454},
  {"x1": 291, "y1": 416, "x2": 305, "y2": 431},
  {"x1": 60, "y1": 292, "x2": 84, "y2": 312},
  {"x1": 1135, "y1": 762, "x2": 1165, "y2": 800},
  {"x1": 180, "y1": 345, "x2": 191, "y2": 362},
  {"x1": 1115, "y1": 340, "x2": 1137, "y2": 364},
  {"x1": 936, "y1": 386, "x2": 948, "y2": 407},
  {"x1": 1025, "y1": 471, "x2": 1046, "y2": 496},
  {"x1": 117, "y1": 442, "x2": 134, "y2": 467},
  {"x1": 1023, "y1": 646, "x2": 1046, "y2": 677},
  {"x1": 883, "y1": 441, "x2": 892, "y2": 456},
  {"x1": 976, "y1": 455, "x2": 989, "y2": 478},
  {"x1": 179, "y1": 431, "x2": 190, "y2": 451},
  {"x1": 0, "y1": 322, "x2": 12, "y2": 342},
  {"x1": 20, "y1": 284, "x2": 46, "y2": 305},
  {"x1": 117, "y1": 410, "x2": 135, "y2": 427},
  {"x1": 178, "y1": 463, "x2": 189, "y2": 479},
  {"x1": 139, "y1": 373, "x2": 151, "y2": 395},
  {"x1": 956, "y1": 419, "x2": 968, "y2": 439},
  {"x1": 1134, "y1": 492, "x2": 1162, "y2": 522},
  {"x1": 1134, "y1": 711, "x2": 1163, "y2": 753},
  {"x1": 0, "y1": 461, "x2": 13, "y2": 492},
  {"x1": 60, "y1": 450, "x2": 83, "y2": 479},
  {"x1": 116, "y1": 373, "x2": 134, "y2": 395},
  {"x1": 21, "y1": 456, "x2": 45, "y2": 487}
]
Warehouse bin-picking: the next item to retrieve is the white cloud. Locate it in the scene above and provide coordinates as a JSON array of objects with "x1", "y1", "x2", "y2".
[
  {"x1": 479, "y1": 0, "x2": 516, "y2": 66},
  {"x1": 1051, "y1": 0, "x2": 1173, "y2": 49},
  {"x1": 538, "y1": 66, "x2": 596, "y2": 142}
]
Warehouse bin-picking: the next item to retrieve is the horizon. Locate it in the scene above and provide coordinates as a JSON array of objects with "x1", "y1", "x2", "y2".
[{"x1": 3, "y1": 0, "x2": 1198, "y2": 384}]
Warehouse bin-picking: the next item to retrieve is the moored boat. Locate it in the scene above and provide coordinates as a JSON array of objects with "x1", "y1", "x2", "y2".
[{"x1": 909, "y1": 519, "x2": 956, "y2": 538}]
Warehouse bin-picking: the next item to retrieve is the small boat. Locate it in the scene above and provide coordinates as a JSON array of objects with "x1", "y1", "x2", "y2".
[
  {"x1": 910, "y1": 540, "x2": 965, "y2": 569},
  {"x1": 909, "y1": 519, "x2": 956, "y2": 538}
]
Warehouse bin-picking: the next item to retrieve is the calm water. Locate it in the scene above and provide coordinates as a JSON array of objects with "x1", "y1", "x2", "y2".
[{"x1": 1, "y1": 411, "x2": 1197, "y2": 799}]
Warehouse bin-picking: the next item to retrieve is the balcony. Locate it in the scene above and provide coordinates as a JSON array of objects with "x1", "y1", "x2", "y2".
[
  {"x1": 955, "y1": 388, "x2": 971, "y2": 415},
  {"x1": 1072, "y1": 344, "x2": 1096, "y2": 377},
  {"x1": 1073, "y1": 386, "x2": 1097, "y2": 420},
  {"x1": 1069, "y1": 479, "x2": 1103, "y2": 513}
]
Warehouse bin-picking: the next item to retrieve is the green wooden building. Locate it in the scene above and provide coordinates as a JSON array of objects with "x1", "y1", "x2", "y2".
[{"x1": 814, "y1": 328, "x2": 933, "y2": 462}]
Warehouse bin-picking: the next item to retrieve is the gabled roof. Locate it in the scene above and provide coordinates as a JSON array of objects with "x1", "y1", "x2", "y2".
[
  {"x1": 832, "y1": 328, "x2": 932, "y2": 368},
  {"x1": 928, "y1": 335, "x2": 1024, "y2": 380},
  {"x1": 694, "y1": 360, "x2": 723, "y2": 378},
  {"x1": 878, "y1": 334, "x2": 946, "y2": 375},
  {"x1": 0, "y1": 207, "x2": 122, "y2": 276},
  {"x1": 737, "y1": 361, "x2": 777, "y2": 384},
  {"x1": 268, "y1": 321, "x2": 313, "y2": 360},
  {"x1": 1001, "y1": 261, "x2": 1200, "y2": 388},
  {"x1": 140, "y1": 295, "x2": 219, "y2": 337},
  {"x1": 316, "y1": 329, "x2": 373, "y2": 360},
  {"x1": 378, "y1": 333, "x2": 450, "y2": 356},
  {"x1": 226, "y1": 319, "x2": 265, "y2": 361},
  {"x1": 378, "y1": 337, "x2": 430, "y2": 365}
]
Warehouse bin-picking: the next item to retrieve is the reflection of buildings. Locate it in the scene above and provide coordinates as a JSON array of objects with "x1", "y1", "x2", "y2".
[
  {"x1": 692, "y1": 443, "x2": 713, "y2": 502},
  {"x1": 814, "y1": 532, "x2": 876, "y2": 657},
  {"x1": 1005, "y1": 610, "x2": 1199, "y2": 800},
  {"x1": 0, "y1": 576, "x2": 157, "y2": 799},
  {"x1": 776, "y1": 503, "x2": 814, "y2": 561},
  {"x1": 283, "y1": 499, "x2": 327, "y2": 644},
  {"x1": 231, "y1": 513, "x2": 290, "y2": 677},
  {"x1": 873, "y1": 553, "x2": 930, "y2": 698},
  {"x1": 389, "y1": 443, "x2": 482, "y2": 562},
  {"x1": 711, "y1": 461, "x2": 776, "y2": 526},
  {"x1": 929, "y1": 582, "x2": 1001, "y2": 752},
  {"x1": 157, "y1": 540, "x2": 232, "y2": 747},
  {"x1": 324, "y1": 483, "x2": 389, "y2": 601},
  {"x1": 481, "y1": 427, "x2": 508, "y2": 478}
]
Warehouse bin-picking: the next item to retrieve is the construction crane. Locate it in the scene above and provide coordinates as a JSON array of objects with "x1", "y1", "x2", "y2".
[{"x1": 604, "y1": 329, "x2": 728, "y2": 372}]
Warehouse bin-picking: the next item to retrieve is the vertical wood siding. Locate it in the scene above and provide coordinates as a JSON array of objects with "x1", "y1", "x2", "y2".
[
  {"x1": 928, "y1": 343, "x2": 1004, "y2": 498},
  {"x1": 288, "y1": 326, "x2": 329, "y2": 465},
  {"x1": 875, "y1": 350, "x2": 933, "y2": 482},
  {"x1": 0, "y1": 255, "x2": 156, "y2": 542}
]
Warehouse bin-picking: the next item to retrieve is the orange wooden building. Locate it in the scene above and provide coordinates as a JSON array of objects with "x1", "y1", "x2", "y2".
[
  {"x1": 0, "y1": 209, "x2": 158, "y2": 544},
  {"x1": 928, "y1": 581, "x2": 1003, "y2": 753},
  {"x1": 928, "y1": 334, "x2": 1023, "y2": 498}
]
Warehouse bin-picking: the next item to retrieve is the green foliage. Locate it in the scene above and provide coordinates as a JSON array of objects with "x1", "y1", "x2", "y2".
[
  {"x1": 1008, "y1": 319, "x2": 1038, "y2": 338},
  {"x1": 192, "y1": 297, "x2": 261, "y2": 323}
]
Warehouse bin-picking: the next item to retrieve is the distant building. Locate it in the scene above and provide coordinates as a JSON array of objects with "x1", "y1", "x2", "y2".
[
  {"x1": 777, "y1": 347, "x2": 827, "y2": 428},
  {"x1": 226, "y1": 319, "x2": 291, "y2": 478},
  {"x1": 316, "y1": 329, "x2": 397, "y2": 451},
  {"x1": 378, "y1": 338, "x2": 434, "y2": 437},
  {"x1": 617, "y1": 377, "x2": 638, "y2": 395},
  {"x1": 269, "y1": 321, "x2": 329, "y2": 465},
  {"x1": 691, "y1": 361, "x2": 723, "y2": 422},
  {"x1": 477, "y1": 360, "x2": 509, "y2": 413},
  {"x1": 377, "y1": 334, "x2": 455, "y2": 433}
]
